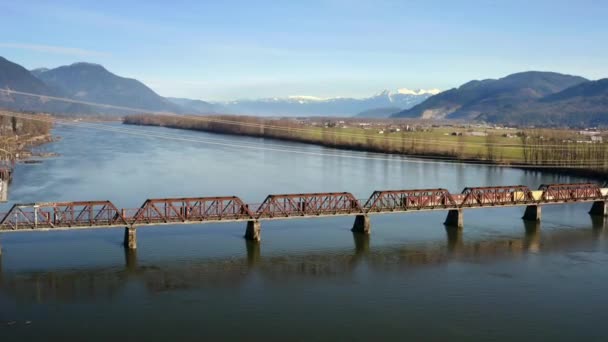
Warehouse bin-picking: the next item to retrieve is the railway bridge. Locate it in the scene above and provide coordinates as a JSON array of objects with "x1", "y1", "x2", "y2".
[{"x1": 0, "y1": 182, "x2": 607, "y2": 253}]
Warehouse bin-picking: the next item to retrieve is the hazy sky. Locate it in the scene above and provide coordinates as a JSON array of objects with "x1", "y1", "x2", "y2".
[{"x1": 1, "y1": 0, "x2": 607, "y2": 101}]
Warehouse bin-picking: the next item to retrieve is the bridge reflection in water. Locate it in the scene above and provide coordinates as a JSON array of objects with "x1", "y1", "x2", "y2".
[{"x1": 1, "y1": 218, "x2": 606, "y2": 304}]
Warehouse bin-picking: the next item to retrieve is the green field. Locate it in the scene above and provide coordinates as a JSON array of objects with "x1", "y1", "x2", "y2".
[{"x1": 123, "y1": 114, "x2": 608, "y2": 170}]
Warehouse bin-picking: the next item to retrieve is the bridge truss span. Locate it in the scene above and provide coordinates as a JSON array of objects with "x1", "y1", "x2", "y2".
[
  {"x1": 0, "y1": 201, "x2": 126, "y2": 230},
  {"x1": 364, "y1": 188, "x2": 457, "y2": 213},
  {"x1": 130, "y1": 196, "x2": 254, "y2": 225},
  {"x1": 459, "y1": 185, "x2": 536, "y2": 207},
  {"x1": 538, "y1": 183, "x2": 604, "y2": 203},
  {"x1": 255, "y1": 192, "x2": 363, "y2": 219}
]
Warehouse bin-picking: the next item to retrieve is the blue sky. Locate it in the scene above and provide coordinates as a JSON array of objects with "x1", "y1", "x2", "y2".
[{"x1": 1, "y1": 0, "x2": 607, "y2": 101}]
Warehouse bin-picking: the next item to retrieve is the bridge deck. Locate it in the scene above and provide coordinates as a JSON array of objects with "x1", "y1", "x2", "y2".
[{"x1": 0, "y1": 183, "x2": 606, "y2": 232}]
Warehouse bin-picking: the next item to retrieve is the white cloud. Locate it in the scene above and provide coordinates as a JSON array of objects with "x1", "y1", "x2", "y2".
[{"x1": 0, "y1": 43, "x2": 109, "y2": 57}]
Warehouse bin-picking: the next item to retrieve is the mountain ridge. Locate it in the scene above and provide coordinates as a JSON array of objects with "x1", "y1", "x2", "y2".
[
  {"x1": 217, "y1": 90, "x2": 434, "y2": 117},
  {"x1": 33, "y1": 62, "x2": 182, "y2": 114},
  {"x1": 393, "y1": 71, "x2": 589, "y2": 120}
]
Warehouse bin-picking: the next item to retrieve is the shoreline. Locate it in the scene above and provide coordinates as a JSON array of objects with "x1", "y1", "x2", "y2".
[
  {"x1": 123, "y1": 119, "x2": 607, "y2": 182},
  {"x1": 15, "y1": 134, "x2": 57, "y2": 159}
]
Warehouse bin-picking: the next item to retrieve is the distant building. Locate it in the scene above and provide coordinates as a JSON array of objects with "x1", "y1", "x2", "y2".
[
  {"x1": 468, "y1": 131, "x2": 488, "y2": 137},
  {"x1": 579, "y1": 130, "x2": 601, "y2": 136}
]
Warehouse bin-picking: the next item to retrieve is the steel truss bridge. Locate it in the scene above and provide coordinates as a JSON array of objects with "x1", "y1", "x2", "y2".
[{"x1": 1, "y1": 182, "x2": 608, "y2": 251}]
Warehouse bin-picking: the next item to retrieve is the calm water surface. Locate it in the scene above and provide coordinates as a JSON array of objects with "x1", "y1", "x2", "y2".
[{"x1": 1, "y1": 123, "x2": 606, "y2": 341}]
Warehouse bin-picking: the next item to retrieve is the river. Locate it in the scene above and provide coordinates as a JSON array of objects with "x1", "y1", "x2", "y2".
[{"x1": 1, "y1": 123, "x2": 606, "y2": 341}]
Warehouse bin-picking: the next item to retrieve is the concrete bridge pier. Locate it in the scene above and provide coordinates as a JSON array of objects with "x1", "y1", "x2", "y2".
[
  {"x1": 522, "y1": 205, "x2": 542, "y2": 221},
  {"x1": 589, "y1": 201, "x2": 608, "y2": 216},
  {"x1": 351, "y1": 215, "x2": 371, "y2": 234},
  {"x1": 123, "y1": 226, "x2": 137, "y2": 250},
  {"x1": 244, "y1": 220, "x2": 261, "y2": 241},
  {"x1": 444, "y1": 209, "x2": 463, "y2": 228}
]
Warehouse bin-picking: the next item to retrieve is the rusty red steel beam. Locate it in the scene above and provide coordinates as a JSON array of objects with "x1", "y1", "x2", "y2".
[
  {"x1": 538, "y1": 183, "x2": 603, "y2": 202},
  {"x1": 0, "y1": 201, "x2": 126, "y2": 230},
  {"x1": 364, "y1": 188, "x2": 457, "y2": 213},
  {"x1": 130, "y1": 196, "x2": 254, "y2": 224},
  {"x1": 255, "y1": 192, "x2": 362, "y2": 218},
  {"x1": 459, "y1": 185, "x2": 535, "y2": 207}
]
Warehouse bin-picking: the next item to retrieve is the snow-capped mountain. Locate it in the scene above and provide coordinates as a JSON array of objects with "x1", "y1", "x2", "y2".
[{"x1": 216, "y1": 89, "x2": 440, "y2": 117}]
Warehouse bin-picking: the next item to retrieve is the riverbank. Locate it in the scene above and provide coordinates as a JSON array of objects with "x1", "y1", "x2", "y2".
[
  {"x1": 123, "y1": 114, "x2": 608, "y2": 179},
  {"x1": 0, "y1": 111, "x2": 56, "y2": 162}
]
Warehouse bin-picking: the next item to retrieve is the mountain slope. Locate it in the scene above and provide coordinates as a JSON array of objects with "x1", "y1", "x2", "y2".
[
  {"x1": 393, "y1": 71, "x2": 588, "y2": 120},
  {"x1": 34, "y1": 62, "x2": 182, "y2": 114},
  {"x1": 166, "y1": 97, "x2": 221, "y2": 114},
  {"x1": 0, "y1": 56, "x2": 83, "y2": 113},
  {"x1": 478, "y1": 79, "x2": 608, "y2": 126},
  {"x1": 356, "y1": 107, "x2": 402, "y2": 118}
]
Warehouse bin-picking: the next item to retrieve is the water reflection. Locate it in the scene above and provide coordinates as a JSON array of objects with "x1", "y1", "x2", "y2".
[
  {"x1": 352, "y1": 233, "x2": 370, "y2": 261},
  {"x1": 591, "y1": 215, "x2": 608, "y2": 235},
  {"x1": 445, "y1": 226, "x2": 463, "y2": 253},
  {"x1": 124, "y1": 248, "x2": 138, "y2": 274},
  {"x1": 245, "y1": 240, "x2": 261, "y2": 267},
  {"x1": 523, "y1": 220, "x2": 541, "y2": 252},
  {"x1": 1, "y1": 221, "x2": 606, "y2": 304}
]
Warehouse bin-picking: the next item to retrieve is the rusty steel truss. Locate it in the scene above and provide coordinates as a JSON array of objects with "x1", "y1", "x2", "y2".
[
  {"x1": 0, "y1": 183, "x2": 606, "y2": 231},
  {"x1": 459, "y1": 185, "x2": 536, "y2": 207},
  {"x1": 364, "y1": 188, "x2": 457, "y2": 213},
  {"x1": 539, "y1": 183, "x2": 604, "y2": 202},
  {"x1": 131, "y1": 196, "x2": 254, "y2": 224},
  {"x1": 255, "y1": 192, "x2": 362, "y2": 218},
  {"x1": 0, "y1": 201, "x2": 126, "y2": 230}
]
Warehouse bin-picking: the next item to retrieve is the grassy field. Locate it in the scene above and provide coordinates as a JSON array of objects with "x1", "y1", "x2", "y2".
[{"x1": 123, "y1": 114, "x2": 608, "y2": 172}]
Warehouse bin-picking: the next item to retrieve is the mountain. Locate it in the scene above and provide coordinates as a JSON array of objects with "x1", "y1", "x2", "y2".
[
  {"x1": 356, "y1": 107, "x2": 402, "y2": 118},
  {"x1": 34, "y1": 62, "x2": 182, "y2": 114},
  {"x1": 30, "y1": 68, "x2": 49, "y2": 78},
  {"x1": 166, "y1": 97, "x2": 222, "y2": 114},
  {"x1": 393, "y1": 71, "x2": 589, "y2": 120},
  {"x1": 0, "y1": 56, "x2": 437, "y2": 117},
  {"x1": 477, "y1": 78, "x2": 608, "y2": 126},
  {"x1": 218, "y1": 89, "x2": 438, "y2": 117},
  {"x1": 0, "y1": 56, "x2": 83, "y2": 113},
  {"x1": 0, "y1": 57, "x2": 57, "y2": 96}
]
